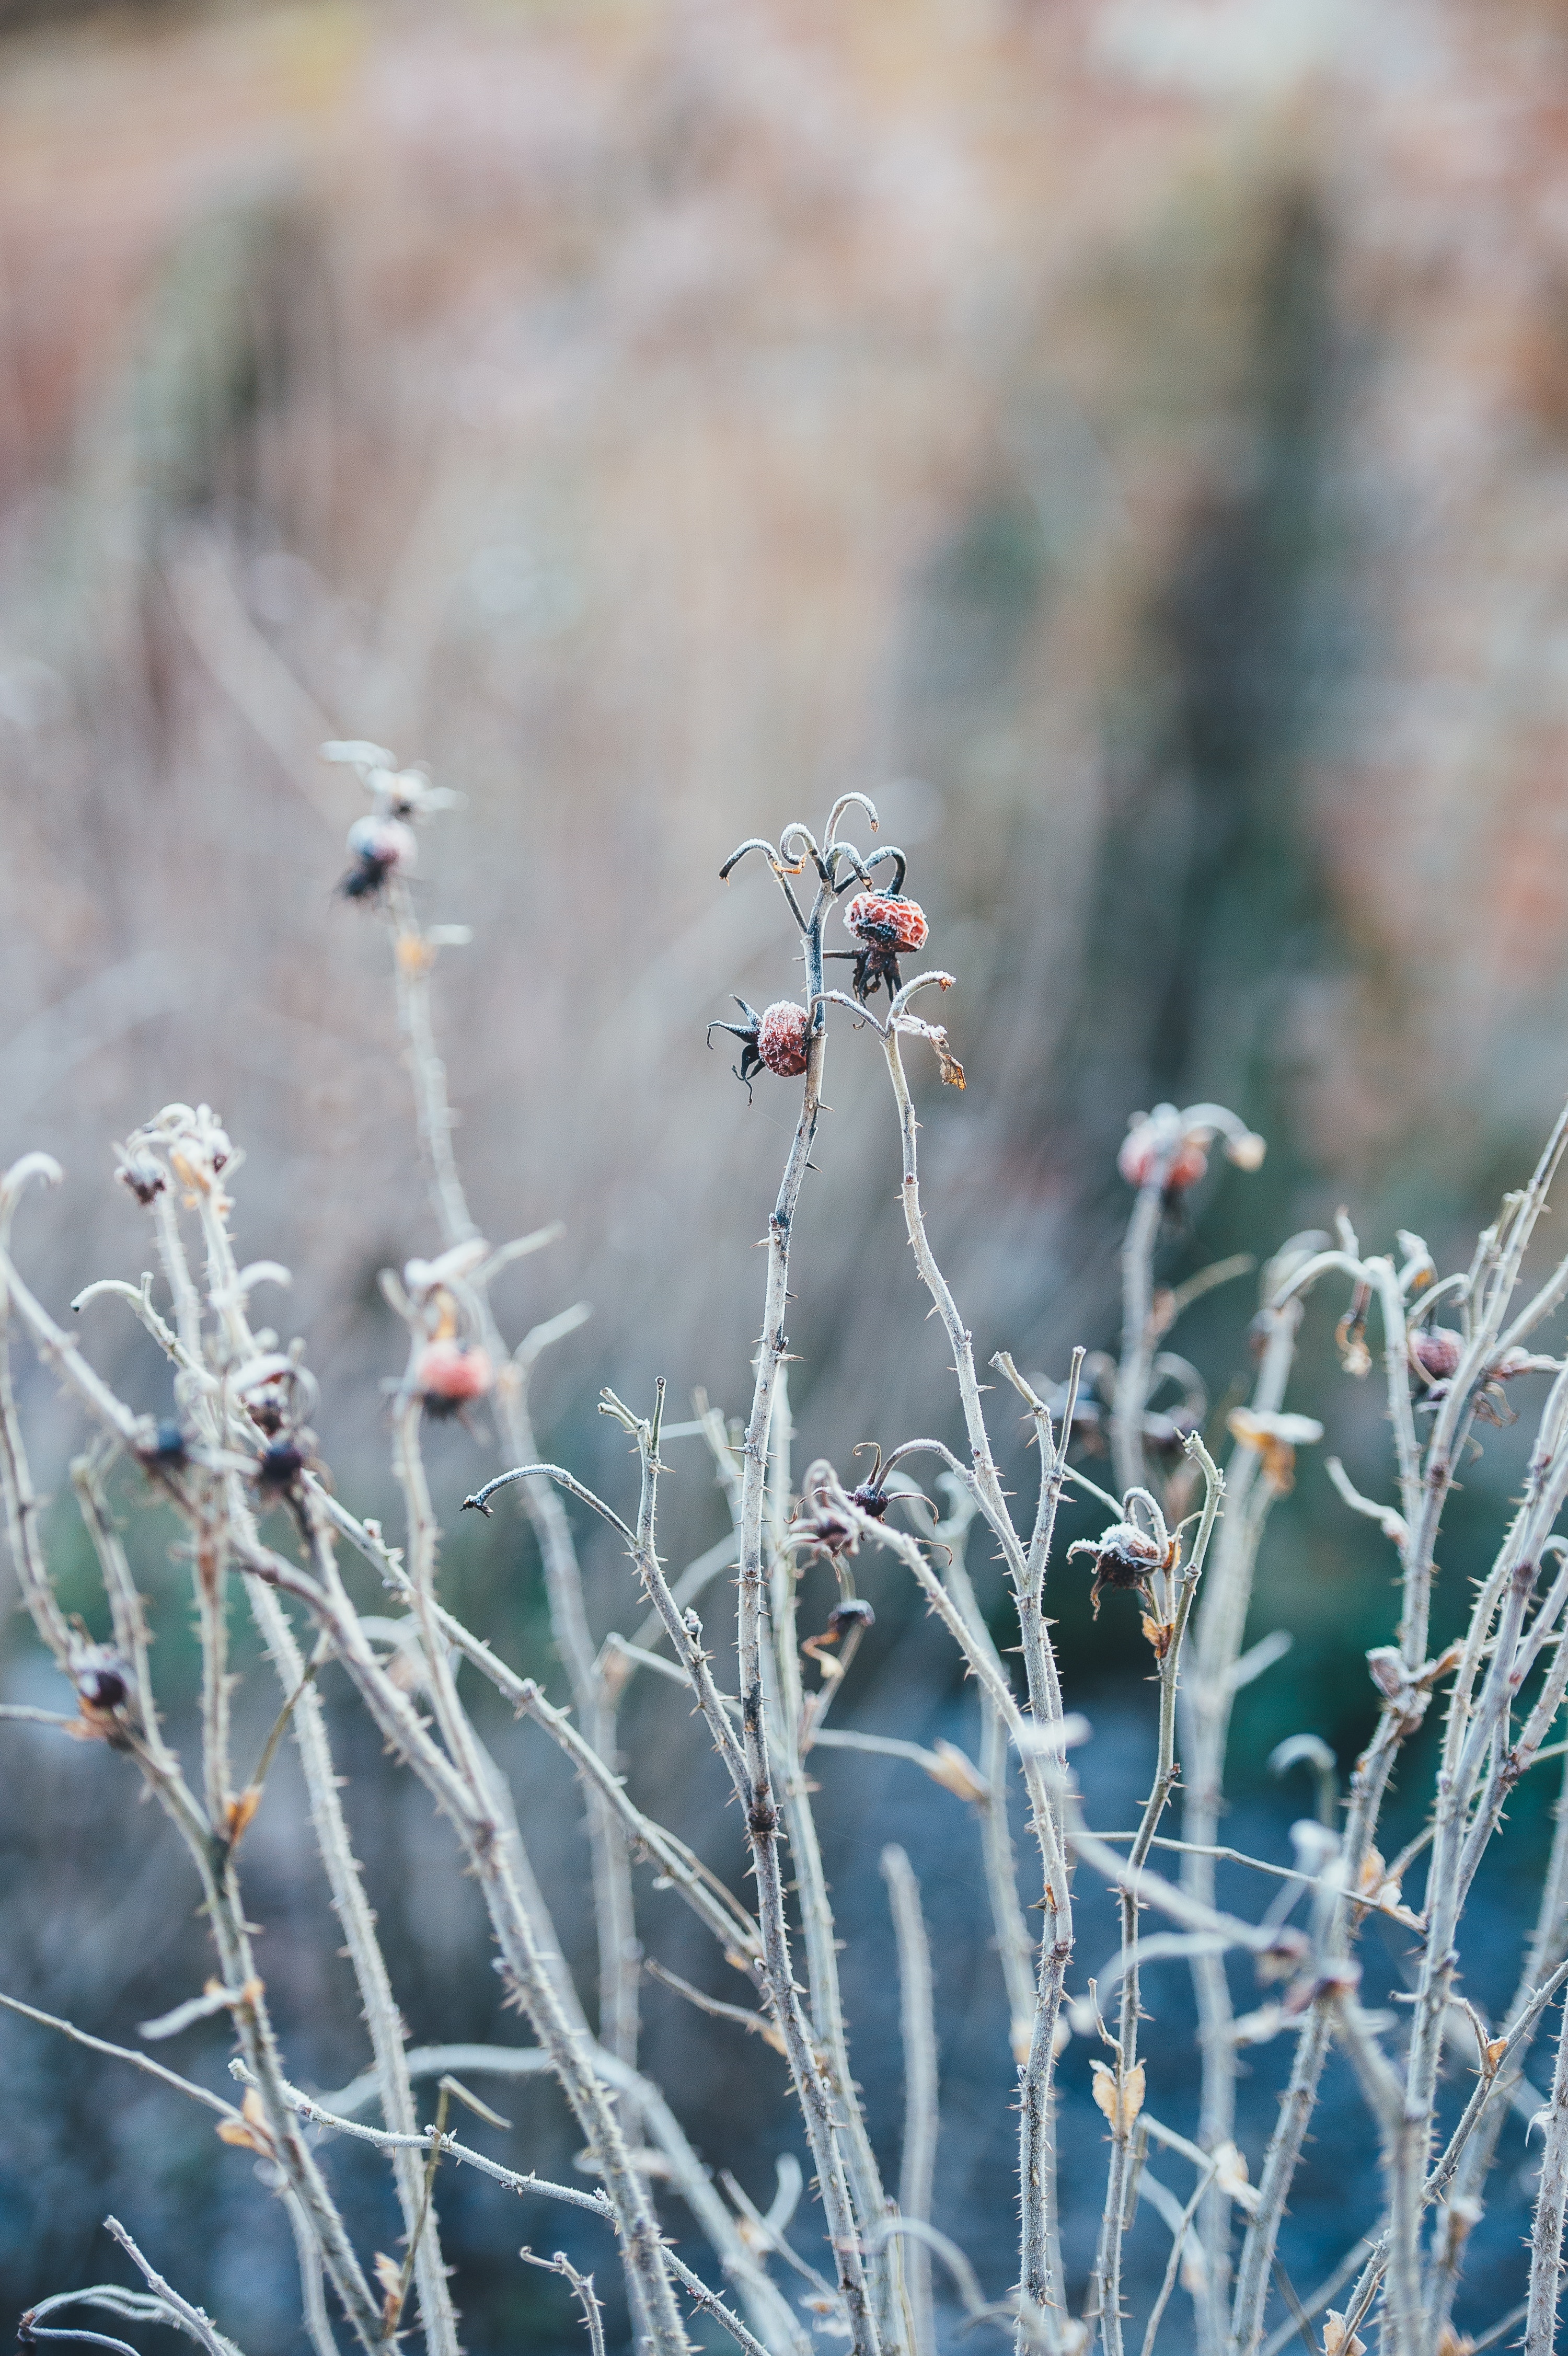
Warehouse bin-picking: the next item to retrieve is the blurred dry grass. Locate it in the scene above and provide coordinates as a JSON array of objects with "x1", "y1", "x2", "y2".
[{"x1": 5, "y1": 3, "x2": 1568, "y2": 1492}]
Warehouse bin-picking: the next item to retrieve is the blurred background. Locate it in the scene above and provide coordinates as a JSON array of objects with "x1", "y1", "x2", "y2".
[{"x1": 4, "y1": 0, "x2": 1568, "y2": 2347}]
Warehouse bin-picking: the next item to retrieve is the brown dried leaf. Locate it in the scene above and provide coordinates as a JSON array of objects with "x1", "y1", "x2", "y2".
[
  {"x1": 215, "y1": 2120, "x2": 266, "y2": 2152},
  {"x1": 1484, "y1": 2037, "x2": 1508, "y2": 2074},
  {"x1": 1323, "y1": 2312, "x2": 1366, "y2": 2356},
  {"x1": 924, "y1": 1740, "x2": 988, "y2": 1806},
  {"x1": 374, "y1": 2255, "x2": 403, "y2": 2297},
  {"x1": 226, "y1": 1787, "x2": 262, "y2": 1846},
  {"x1": 1090, "y1": 2059, "x2": 1145, "y2": 2135}
]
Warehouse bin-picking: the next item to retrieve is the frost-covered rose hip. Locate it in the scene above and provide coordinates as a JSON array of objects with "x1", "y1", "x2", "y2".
[
  {"x1": 1117, "y1": 1102, "x2": 1265, "y2": 1198},
  {"x1": 1119, "y1": 1126, "x2": 1210, "y2": 1194},
  {"x1": 757, "y1": 1002, "x2": 810, "y2": 1077},
  {"x1": 417, "y1": 1340, "x2": 494, "y2": 1418},
  {"x1": 833, "y1": 890, "x2": 929, "y2": 1003},
  {"x1": 1411, "y1": 1327, "x2": 1462, "y2": 1382},
  {"x1": 707, "y1": 997, "x2": 813, "y2": 1096}
]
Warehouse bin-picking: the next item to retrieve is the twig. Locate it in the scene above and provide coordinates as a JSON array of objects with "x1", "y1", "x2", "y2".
[{"x1": 882, "y1": 1845, "x2": 939, "y2": 2355}]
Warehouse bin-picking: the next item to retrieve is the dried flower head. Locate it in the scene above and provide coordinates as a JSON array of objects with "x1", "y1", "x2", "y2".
[
  {"x1": 788, "y1": 1461, "x2": 860, "y2": 1564},
  {"x1": 1067, "y1": 1521, "x2": 1174, "y2": 1616},
  {"x1": 136, "y1": 1418, "x2": 192, "y2": 1472},
  {"x1": 844, "y1": 1442, "x2": 937, "y2": 1527},
  {"x1": 114, "y1": 1144, "x2": 166, "y2": 1206},
  {"x1": 340, "y1": 814, "x2": 417, "y2": 902},
  {"x1": 136, "y1": 1103, "x2": 235, "y2": 1197},
  {"x1": 253, "y1": 1441, "x2": 306, "y2": 1499}
]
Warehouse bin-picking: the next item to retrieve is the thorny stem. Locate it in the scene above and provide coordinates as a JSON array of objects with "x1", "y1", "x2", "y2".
[
  {"x1": 728, "y1": 832, "x2": 887, "y2": 2356},
  {"x1": 1180, "y1": 1284, "x2": 1306, "y2": 2353},
  {"x1": 284, "y1": 1507, "x2": 693, "y2": 2356},
  {"x1": 1090, "y1": 1438, "x2": 1223, "y2": 2356},
  {"x1": 1113, "y1": 1176, "x2": 1165, "y2": 1501},
  {"x1": 0, "y1": 1216, "x2": 384, "y2": 2352},
  {"x1": 882, "y1": 1845, "x2": 939, "y2": 2356},
  {"x1": 1516, "y1": 1997, "x2": 1563, "y2": 2356},
  {"x1": 874, "y1": 1008, "x2": 1076, "y2": 2347},
  {"x1": 384, "y1": 868, "x2": 641, "y2": 2079},
  {"x1": 180, "y1": 1162, "x2": 462, "y2": 2356},
  {"x1": 760, "y1": 1376, "x2": 906, "y2": 2348}
]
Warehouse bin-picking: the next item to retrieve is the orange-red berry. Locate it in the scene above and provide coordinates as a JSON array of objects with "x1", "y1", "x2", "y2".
[
  {"x1": 1118, "y1": 1131, "x2": 1209, "y2": 1192},
  {"x1": 417, "y1": 1340, "x2": 493, "y2": 1415}
]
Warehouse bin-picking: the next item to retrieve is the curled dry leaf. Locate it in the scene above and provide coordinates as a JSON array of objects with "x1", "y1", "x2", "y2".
[
  {"x1": 226, "y1": 1786, "x2": 262, "y2": 1846},
  {"x1": 216, "y1": 2086, "x2": 275, "y2": 2155},
  {"x1": 1090, "y1": 2059, "x2": 1145, "y2": 2136},
  {"x1": 1322, "y1": 2312, "x2": 1366, "y2": 2356},
  {"x1": 1212, "y1": 2141, "x2": 1261, "y2": 2216},
  {"x1": 923, "y1": 1739, "x2": 988, "y2": 1805}
]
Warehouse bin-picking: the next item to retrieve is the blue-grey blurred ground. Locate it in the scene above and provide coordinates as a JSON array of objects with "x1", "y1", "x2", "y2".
[{"x1": 3, "y1": 0, "x2": 1568, "y2": 2346}]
